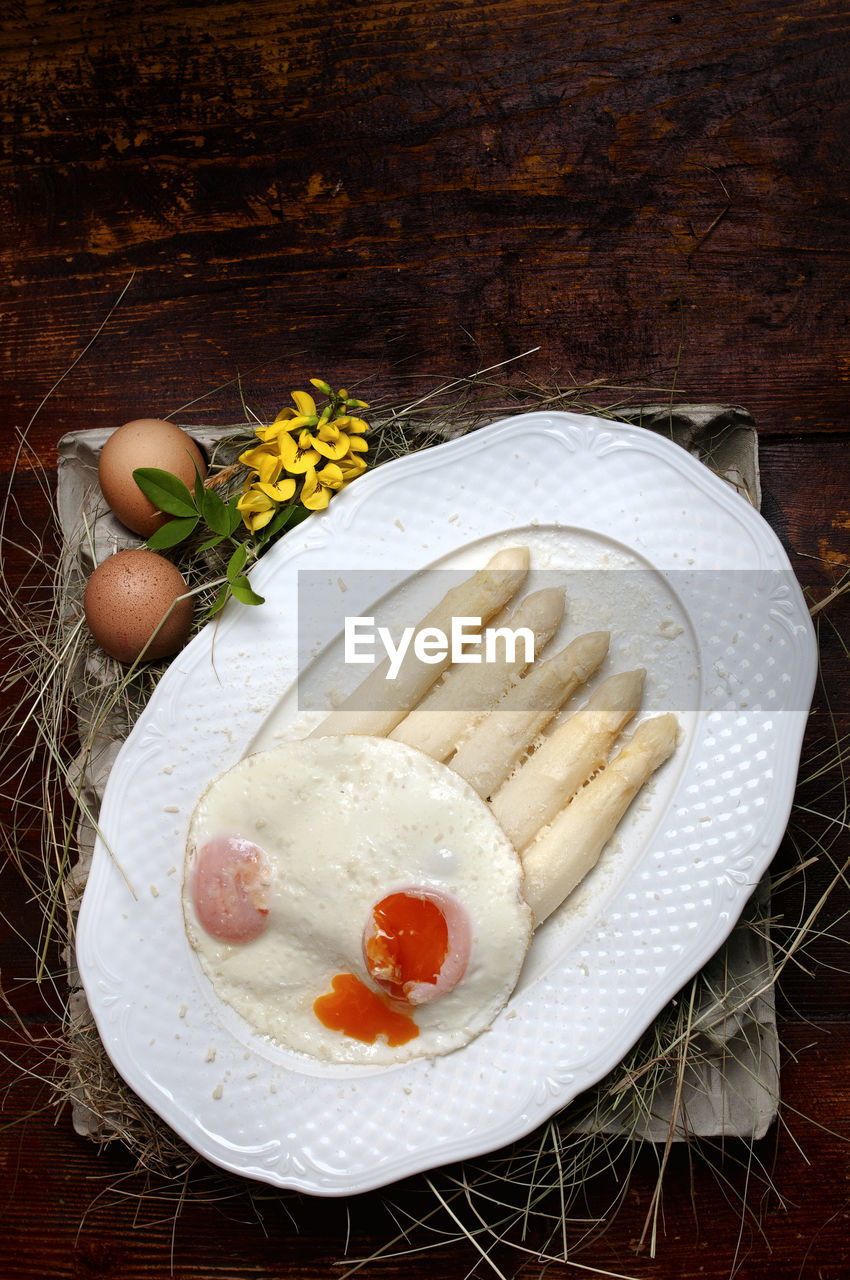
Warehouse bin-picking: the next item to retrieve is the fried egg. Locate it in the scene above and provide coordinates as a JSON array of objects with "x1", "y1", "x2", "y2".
[{"x1": 183, "y1": 735, "x2": 532, "y2": 1065}]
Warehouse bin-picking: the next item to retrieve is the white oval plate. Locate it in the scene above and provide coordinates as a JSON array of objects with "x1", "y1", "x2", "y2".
[{"x1": 77, "y1": 412, "x2": 816, "y2": 1195}]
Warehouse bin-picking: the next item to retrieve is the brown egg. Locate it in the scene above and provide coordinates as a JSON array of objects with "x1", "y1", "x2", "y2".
[
  {"x1": 84, "y1": 549, "x2": 194, "y2": 663},
  {"x1": 98, "y1": 418, "x2": 207, "y2": 537}
]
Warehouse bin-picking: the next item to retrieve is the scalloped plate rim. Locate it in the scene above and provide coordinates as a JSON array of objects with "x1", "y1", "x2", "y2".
[{"x1": 76, "y1": 410, "x2": 817, "y2": 1194}]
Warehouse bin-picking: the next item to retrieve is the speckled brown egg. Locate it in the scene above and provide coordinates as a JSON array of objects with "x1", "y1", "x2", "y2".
[
  {"x1": 98, "y1": 418, "x2": 207, "y2": 537},
  {"x1": 84, "y1": 549, "x2": 194, "y2": 663}
]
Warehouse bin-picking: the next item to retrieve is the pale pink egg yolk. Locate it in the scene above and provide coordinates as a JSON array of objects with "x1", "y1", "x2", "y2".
[{"x1": 192, "y1": 835, "x2": 271, "y2": 943}]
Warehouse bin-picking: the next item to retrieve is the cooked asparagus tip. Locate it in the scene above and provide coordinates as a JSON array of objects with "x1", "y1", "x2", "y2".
[
  {"x1": 491, "y1": 668, "x2": 646, "y2": 851},
  {"x1": 449, "y1": 630, "x2": 610, "y2": 796},
  {"x1": 521, "y1": 712, "x2": 680, "y2": 926},
  {"x1": 310, "y1": 547, "x2": 530, "y2": 739},
  {"x1": 390, "y1": 586, "x2": 566, "y2": 760}
]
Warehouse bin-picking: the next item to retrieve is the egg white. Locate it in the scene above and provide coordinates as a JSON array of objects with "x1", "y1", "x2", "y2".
[{"x1": 183, "y1": 735, "x2": 533, "y2": 1065}]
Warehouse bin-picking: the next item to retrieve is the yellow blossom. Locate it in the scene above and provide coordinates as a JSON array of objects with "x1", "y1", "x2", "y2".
[
  {"x1": 309, "y1": 421, "x2": 353, "y2": 462},
  {"x1": 235, "y1": 380, "x2": 370, "y2": 531},
  {"x1": 256, "y1": 478, "x2": 297, "y2": 501},
  {"x1": 337, "y1": 452, "x2": 368, "y2": 482},
  {"x1": 291, "y1": 389, "x2": 318, "y2": 418},
  {"x1": 333, "y1": 415, "x2": 369, "y2": 435},
  {"x1": 279, "y1": 429, "x2": 321, "y2": 474},
  {"x1": 255, "y1": 410, "x2": 315, "y2": 443},
  {"x1": 237, "y1": 477, "x2": 296, "y2": 532},
  {"x1": 238, "y1": 441, "x2": 286, "y2": 486},
  {"x1": 301, "y1": 463, "x2": 345, "y2": 511}
]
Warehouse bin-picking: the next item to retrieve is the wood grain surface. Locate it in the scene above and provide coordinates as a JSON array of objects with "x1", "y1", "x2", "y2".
[{"x1": 1, "y1": 2, "x2": 848, "y2": 1277}]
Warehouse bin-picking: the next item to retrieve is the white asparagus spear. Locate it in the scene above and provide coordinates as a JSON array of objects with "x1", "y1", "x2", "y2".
[
  {"x1": 310, "y1": 546, "x2": 530, "y2": 739},
  {"x1": 491, "y1": 668, "x2": 645, "y2": 850},
  {"x1": 521, "y1": 712, "x2": 679, "y2": 926},
  {"x1": 448, "y1": 630, "x2": 610, "y2": 797},
  {"x1": 389, "y1": 586, "x2": 566, "y2": 760}
]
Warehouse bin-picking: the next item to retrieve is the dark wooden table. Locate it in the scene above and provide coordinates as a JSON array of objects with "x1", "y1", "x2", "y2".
[{"x1": 2, "y1": 3, "x2": 848, "y2": 1277}]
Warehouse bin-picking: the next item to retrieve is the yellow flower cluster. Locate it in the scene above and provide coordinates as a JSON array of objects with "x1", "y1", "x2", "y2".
[{"x1": 236, "y1": 381, "x2": 369, "y2": 533}]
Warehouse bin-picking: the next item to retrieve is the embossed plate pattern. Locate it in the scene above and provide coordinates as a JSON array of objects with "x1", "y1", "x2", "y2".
[{"x1": 76, "y1": 413, "x2": 817, "y2": 1194}]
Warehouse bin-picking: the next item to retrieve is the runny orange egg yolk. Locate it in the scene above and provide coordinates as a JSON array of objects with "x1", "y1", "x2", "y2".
[
  {"x1": 313, "y1": 890, "x2": 470, "y2": 1045},
  {"x1": 364, "y1": 892, "x2": 449, "y2": 1000},
  {"x1": 313, "y1": 973, "x2": 419, "y2": 1046}
]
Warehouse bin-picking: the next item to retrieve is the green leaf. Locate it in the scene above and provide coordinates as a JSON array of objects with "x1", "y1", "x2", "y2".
[
  {"x1": 254, "y1": 506, "x2": 291, "y2": 548},
  {"x1": 226, "y1": 495, "x2": 244, "y2": 534},
  {"x1": 253, "y1": 501, "x2": 311, "y2": 550},
  {"x1": 193, "y1": 465, "x2": 206, "y2": 508},
  {"x1": 200, "y1": 486, "x2": 235, "y2": 536},
  {"x1": 196, "y1": 532, "x2": 227, "y2": 553},
  {"x1": 229, "y1": 575, "x2": 265, "y2": 606},
  {"x1": 133, "y1": 468, "x2": 197, "y2": 518},
  {"x1": 207, "y1": 585, "x2": 230, "y2": 616},
  {"x1": 266, "y1": 503, "x2": 311, "y2": 542},
  {"x1": 227, "y1": 542, "x2": 249, "y2": 581},
  {"x1": 288, "y1": 505, "x2": 311, "y2": 530},
  {"x1": 145, "y1": 515, "x2": 199, "y2": 549}
]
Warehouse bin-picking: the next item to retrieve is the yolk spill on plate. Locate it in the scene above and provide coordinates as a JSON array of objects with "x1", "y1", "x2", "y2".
[
  {"x1": 314, "y1": 891, "x2": 460, "y2": 1044},
  {"x1": 313, "y1": 973, "x2": 419, "y2": 1046}
]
